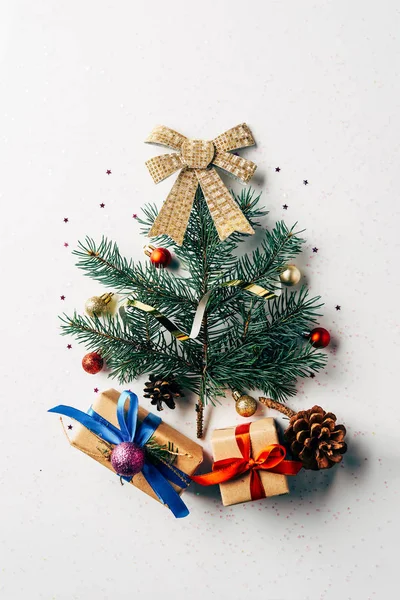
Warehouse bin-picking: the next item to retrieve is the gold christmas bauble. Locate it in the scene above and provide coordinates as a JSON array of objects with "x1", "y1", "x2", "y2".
[
  {"x1": 279, "y1": 265, "x2": 301, "y2": 286},
  {"x1": 233, "y1": 390, "x2": 257, "y2": 417},
  {"x1": 85, "y1": 293, "x2": 114, "y2": 317}
]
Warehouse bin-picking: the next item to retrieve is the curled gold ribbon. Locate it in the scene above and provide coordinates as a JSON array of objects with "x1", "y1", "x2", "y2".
[
  {"x1": 123, "y1": 280, "x2": 276, "y2": 342},
  {"x1": 145, "y1": 124, "x2": 257, "y2": 245}
]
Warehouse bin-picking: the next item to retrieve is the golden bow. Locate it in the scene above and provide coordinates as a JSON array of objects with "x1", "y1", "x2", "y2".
[{"x1": 145, "y1": 124, "x2": 257, "y2": 245}]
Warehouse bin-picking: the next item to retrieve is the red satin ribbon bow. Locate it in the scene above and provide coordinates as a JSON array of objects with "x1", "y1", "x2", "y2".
[{"x1": 192, "y1": 423, "x2": 303, "y2": 500}]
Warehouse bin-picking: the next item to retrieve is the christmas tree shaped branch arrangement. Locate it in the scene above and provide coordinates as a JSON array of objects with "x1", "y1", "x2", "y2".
[
  {"x1": 60, "y1": 124, "x2": 332, "y2": 439},
  {"x1": 51, "y1": 123, "x2": 348, "y2": 516}
]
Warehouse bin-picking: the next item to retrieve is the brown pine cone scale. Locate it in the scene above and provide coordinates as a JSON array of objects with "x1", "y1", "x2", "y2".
[{"x1": 285, "y1": 405, "x2": 347, "y2": 470}]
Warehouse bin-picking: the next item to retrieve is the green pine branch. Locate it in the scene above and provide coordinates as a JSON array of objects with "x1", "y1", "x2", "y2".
[
  {"x1": 235, "y1": 222, "x2": 305, "y2": 290},
  {"x1": 73, "y1": 237, "x2": 197, "y2": 311},
  {"x1": 209, "y1": 343, "x2": 327, "y2": 401},
  {"x1": 60, "y1": 312, "x2": 201, "y2": 390},
  {"x1": 61, "y1": 187, "x2": 329, "y2": 437}
]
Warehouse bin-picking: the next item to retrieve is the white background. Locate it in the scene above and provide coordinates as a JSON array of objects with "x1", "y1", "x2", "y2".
[{"x1": 1, "y1": 1, "x2": 399, "y2": 599}]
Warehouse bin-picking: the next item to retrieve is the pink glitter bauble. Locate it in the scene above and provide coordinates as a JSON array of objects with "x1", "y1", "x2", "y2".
[{"x1": 110, "y1": 442, "x2": 145, "y2": 477}]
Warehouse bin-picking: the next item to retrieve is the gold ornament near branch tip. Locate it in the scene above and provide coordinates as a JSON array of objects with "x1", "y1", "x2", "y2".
[
  {"x1": 279, "y1": 265, "x2": 301, "y2": 286},
  {"x1": 233, "y1": 390, "x2": 258, "y2": 417},
  {"x1": 85, "y1": 293, "x2": 114, "y2": 317},
  {"x1": 145, "y1": 124, "x2": 257, "y2": 245}
]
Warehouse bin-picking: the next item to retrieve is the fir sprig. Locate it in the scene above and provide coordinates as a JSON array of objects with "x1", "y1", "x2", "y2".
[
  {"x1": 235, "y1": 222, "x2": 305, "y2": 289},
  {"x1": 74, "y1": 237, "x2": 197, "y2": 309},
  {"x1": 145, "y1": 438, "x2": 179, "y2": 465}
]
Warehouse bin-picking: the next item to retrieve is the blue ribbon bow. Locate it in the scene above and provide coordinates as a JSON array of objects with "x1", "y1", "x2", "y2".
[{"x1": 48, "y1": 390, "x2": 190, "y2": 518}]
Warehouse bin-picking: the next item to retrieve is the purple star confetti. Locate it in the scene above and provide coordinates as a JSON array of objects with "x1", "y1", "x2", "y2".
[
  {"x1": 106, "y1": 169, "x2": 112, "y2": 175},
  {"x1": 100, "y1": 203, "x2": 105, "y2": 208},
  {"x1": 67, "y1": 344, "x2": 72, "y2": 349},
  {"x1": 63, "y1": 217, "x2": 69, "y2": 223},
  {"x1": 67, "y1": 424, "x2": 73, "y2": 430},
  {"x1": 335, "y1": 305, "x2": 341, "y2": 311},
  {"x1": 283, "y1": 204, "x2": 288, "y2": 210},
  {"x1": 275, "y1": 167, "x2": 281, "y2": 172},
  {"x1": 303, "y1": 180, "x2": 309, "y2": 185},
  {"x1": 94, "y1": 387, "x2": 99, "y2": 393},
  {"x1": 312, "y1": 247, "x2": 318, "y2": 253},
  {"x1": 132, "y1": 213, "x2": 138, "y2": 219},
  {"x1": 60, "y1": 295, "x2": 65, "y2": 300},
  {"x1": 64, "y1": 242, "x2": 69, "y2": 248}
]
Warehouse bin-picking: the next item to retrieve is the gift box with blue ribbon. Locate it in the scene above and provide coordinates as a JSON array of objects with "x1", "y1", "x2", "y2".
[{"x1": 49, "y1": 388, "x2": 203, "y2": 518}]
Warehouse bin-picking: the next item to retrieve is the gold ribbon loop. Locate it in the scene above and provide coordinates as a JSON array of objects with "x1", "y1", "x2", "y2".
[
  {"x1": 212, "y1": 123, "x2": 255, "y2": 152},
  {"x1": 212, "y1": 151, "x2": 256, "y2": 183},
  {"x1": 225, "y1": 280, "x2": 276, "y2": 299},
  {"x1": 145, "y1": 123, "x2": 257, "y2": 245},
  {"x1": 124, "y1": 279, "x2": 276, "y2": 343},
  {"x1": 145, "y1": 125, "x2": 187, "y2": 150},
  {"x1": 146, "y1": 153, "x2": 184, "y2": 184},
  {"x1": 125, "y1": 299, "x2": 191, "y2": 341}
]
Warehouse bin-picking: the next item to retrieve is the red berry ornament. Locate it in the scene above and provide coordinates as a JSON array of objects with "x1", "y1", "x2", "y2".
[
  {"x1": 144, "y1": 244, "x2": 171, "y2": 268},
  {"x1": 82, "y1": 351, "x2": 104, "y2": 374},
  {"x1": 309, "y1": 327, "x2": 331, "y2": 349}
]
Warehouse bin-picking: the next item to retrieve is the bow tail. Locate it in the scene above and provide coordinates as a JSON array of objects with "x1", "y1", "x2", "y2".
[
  {"x1": 149, "y1": 169, "x2": 198, "y2": 245},
  {"x1": 191, "y1": 459, "x2": 248, "y2": 486},
  {"x1": 196, "y1": 168, "x2": 255, "y2": 241},
  {"x1": 142, "y1": 463, "x2": 189, "y2": 518},
  {"x1": 249, "y1": 470, "x2": 266, "y2": 501},
  {"x1": 48, "y1": 405, "x2": 124, "y2": 446}
]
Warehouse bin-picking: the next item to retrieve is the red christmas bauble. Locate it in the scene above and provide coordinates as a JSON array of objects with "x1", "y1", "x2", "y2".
[
  {"x1": 150, "y1": 247, "x2": 171, "y2": 268},
  {"x1": 309, "y1": 327, "x2": 331, "y2": 349},
  {"x1": 82, "y1": 352, "x2": 104, "y2": 374}
]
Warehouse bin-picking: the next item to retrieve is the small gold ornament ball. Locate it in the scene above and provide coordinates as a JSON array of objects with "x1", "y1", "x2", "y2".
[
  {"x1": 279, "y1": 265, "x2": 301, "y2": 286},
  {"x1": 85, "y1": 293, "x2": 113, "y2": 317},
  {"x1": 233, "y1": 391, "x2": 258, "y2": 417}
]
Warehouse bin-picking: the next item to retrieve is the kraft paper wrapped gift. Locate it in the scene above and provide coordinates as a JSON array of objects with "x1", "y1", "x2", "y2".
[
  {"x1": 211, "y1": 418, "x2": 289, "y2": 506},
  {"x1": 69, "y1": 389, "x2": 203, "y2": 505}
]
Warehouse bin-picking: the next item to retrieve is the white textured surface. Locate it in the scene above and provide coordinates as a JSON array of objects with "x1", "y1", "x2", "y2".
[{"x1": 1, "y1": 2, "x2": 399, "y2": 599}]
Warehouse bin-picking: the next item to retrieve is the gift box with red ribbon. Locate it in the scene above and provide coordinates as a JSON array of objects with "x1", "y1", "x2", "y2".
[{"x1": 192, "y1": 418, "x2": 302, "y2": 506}]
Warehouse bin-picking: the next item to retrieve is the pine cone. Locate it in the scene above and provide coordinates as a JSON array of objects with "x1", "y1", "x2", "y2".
[
  {"x1": 285, "y1": 405, "x2": 347, "y2": 470},
  {"x1": 143, "y1": 375, "x2": 183, "y2": 411}
]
